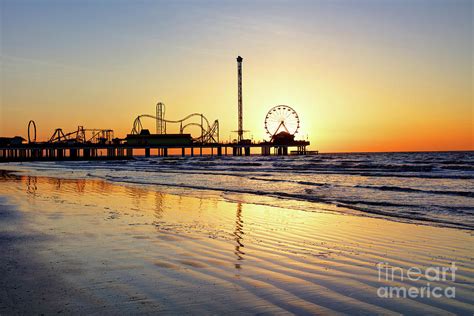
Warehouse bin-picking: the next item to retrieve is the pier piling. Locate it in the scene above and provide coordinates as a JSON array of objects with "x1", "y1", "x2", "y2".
[{"x1": 0, "y1": 140, "x2": 310, "y2": 162}]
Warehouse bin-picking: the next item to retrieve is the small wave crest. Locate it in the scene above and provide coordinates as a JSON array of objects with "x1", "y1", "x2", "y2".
[{"x1": 355, "y1": 185, "x2": 474, "y2": 197}]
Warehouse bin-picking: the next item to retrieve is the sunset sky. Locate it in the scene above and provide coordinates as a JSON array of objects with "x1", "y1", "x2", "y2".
[{"x1": 1, "y1": 0, "x2": 472, "y2": 152}]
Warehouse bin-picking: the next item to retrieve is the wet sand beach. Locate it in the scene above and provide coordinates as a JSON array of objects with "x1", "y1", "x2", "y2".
[{"x1": 0, "y1": 173, "x2": 473, "y2": 314}]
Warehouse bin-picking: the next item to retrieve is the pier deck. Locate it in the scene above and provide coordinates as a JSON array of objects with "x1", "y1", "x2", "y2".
[{"x1": 0, "y1": 141, "x2": 310, "y2": 162}]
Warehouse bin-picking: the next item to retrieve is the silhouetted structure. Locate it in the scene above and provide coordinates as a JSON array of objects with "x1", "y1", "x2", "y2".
[
  {"x1": 0, "y1": 56, "x2": 314, "y2": 162},
  {"x1": 0, "y1": 136, "x2": 25, "y2": 146},
  {"x1": 156, "y1": 102, "x2": 165, "y2": 134},
  {"x1": 126, "y1": 131, "x2": 192, "y2": 146},
  {"x1": 237, "y1": 56, "x2": 243, "y2": 143},
  {"x1": 265, "y1": 105, "x2": 300, "y2": 141},
  {"x1": 131, "y1": 112, "x2": 219, "y2": 144}
]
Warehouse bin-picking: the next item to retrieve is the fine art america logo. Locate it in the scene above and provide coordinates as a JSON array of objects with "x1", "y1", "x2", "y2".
[{"x1": 376, "y1": 262, "x2": 457, "y2": 299}]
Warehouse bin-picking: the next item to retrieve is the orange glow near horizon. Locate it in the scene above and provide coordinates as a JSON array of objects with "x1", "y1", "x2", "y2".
[{"x1": 1, "y1": 1, "x2": 472, "y2": 153}]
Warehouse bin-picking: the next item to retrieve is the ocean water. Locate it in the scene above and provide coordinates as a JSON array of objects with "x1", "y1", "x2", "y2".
[{"x1": 3, "y1": 151, "x2": 473, "y2": 230}]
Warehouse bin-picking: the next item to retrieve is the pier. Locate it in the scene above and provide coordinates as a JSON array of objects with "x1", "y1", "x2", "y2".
[
  {"x1": 0, "y1": 141, "x2": 310, "y2": 162},
  {"x1": 1, "y1": 56, "x2": 315, "y2": 163}
]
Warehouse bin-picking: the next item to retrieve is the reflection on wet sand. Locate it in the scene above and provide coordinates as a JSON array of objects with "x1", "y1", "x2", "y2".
[
  {"x1": 0, "y1": 174, "x2": 473, "y2": 314},
  {"x1": 233, "y1": 203, "x2": 245, "y2": 269},
  {"x1": 154, "y1": 191, "x2": 164, "y2": 219},
  {"x1": 125, "y1": 185, "x2": 151, "y2": 210},
  {"x1": 26, "y1": 176, "x2": 37, "y2": 195}
]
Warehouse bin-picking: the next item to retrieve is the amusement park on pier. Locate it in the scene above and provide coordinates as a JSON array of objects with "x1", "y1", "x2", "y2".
[{"x1": 0, "y1": 57, "x2": 314, "y2": 162}]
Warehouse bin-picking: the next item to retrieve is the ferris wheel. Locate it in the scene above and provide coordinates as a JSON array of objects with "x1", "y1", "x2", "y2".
[{"x1": 264, "y1": 105, "x2": 300, "y2": 138}]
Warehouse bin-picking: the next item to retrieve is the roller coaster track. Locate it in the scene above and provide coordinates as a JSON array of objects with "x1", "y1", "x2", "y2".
[
  {"x1": 48, "y1": 126, "x2": 114, "y2": 144},
  {"x1": 131, "y1": 113, "x2": 219, "y2": 144}
]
